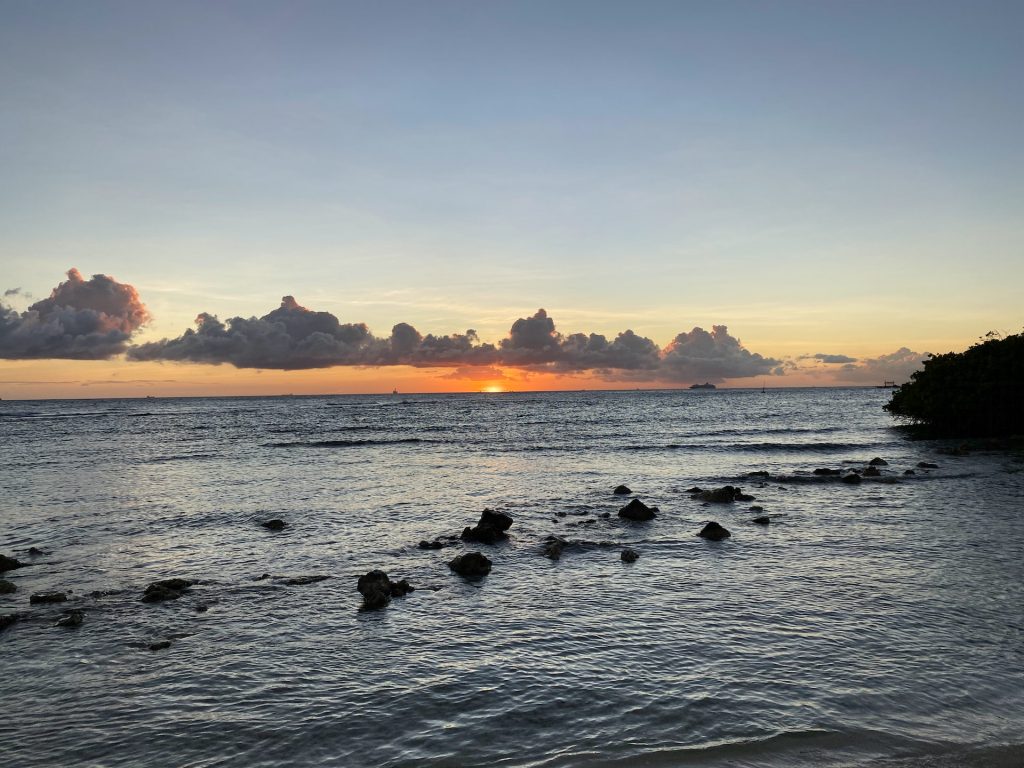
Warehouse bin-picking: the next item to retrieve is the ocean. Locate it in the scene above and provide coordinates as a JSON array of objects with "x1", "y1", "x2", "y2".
[{"x1": 1, "y1": 388, "x2": 1022, "y2": 767}]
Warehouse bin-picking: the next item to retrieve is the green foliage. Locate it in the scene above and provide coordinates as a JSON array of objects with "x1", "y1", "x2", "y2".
[{"x1": 885, "y1": 331, "x2": 1024, "y2": 437}]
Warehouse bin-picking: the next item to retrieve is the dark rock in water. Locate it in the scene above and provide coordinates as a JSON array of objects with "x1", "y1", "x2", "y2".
[
  {"x1": 461, "y1": 509, "x2": 514, "y2": 545},
  {"x1": 752, "y1": 516, "x2": 771, "y2": 525},
  {"x1": 685, "y1": 487, "x2": 703, "y2": 494},
  {"x1": 903, "y1": 469, "x2": 916, "y2": 476},
  {"x1": 27, "y1": 547, "x2": 46, "y2": 557},
  {"x1": 599, "y1": 512, "x2": 611, "y2": 519},
  {"x1": 142, "y1": 578, "x2": 193, "y2": 603},
  {"x1": 55, "y1": 609, "x2": 84, "y2": 628},
  {"x1": 0, "y1": 554, "x2": 24, "y2": 573},
  {"x1": 255, "y1": 573, "x2": 272, "y2": 581},
  {"x1": 868, "y1": 457, "x2": 888, "y2": 466},
  {"x1": 282, "y1": 575, "x2": 330, "y2": 586},
  {"x1": 0, "y1": 579, "x2": 16, "y2": 594},
  {"x1": 260, "y1": 519, "x2": 287, "y2": 531},
  {"x1": 697, "y1": 521, "x2": 731, "y2": 540},
  {"x1": 0, "y1": 614, "x2": 17, "y2": 632},
  {"x1": 813, "y1": 468, "x2": 841, "y2": 476},
  {"x1": 448, "y1": 551, "x2": 492, "y2": 578},
  {"x1": 419, "y1": 539, "x2": 444, "y2": 550},
  {"x1": 542, "y1": 536, "x2": 567, "y2": 560},
  {"x1": 613, "y1": 484, "x2": 632, "y2": 495},
  {"x1": 195, "y1": 605, "x2": 209, "y2": 613},
  {"x1": 30, "y1": 591, "x2": 67, "y2": 605},
  {"x1": 863, "y1": 466, "x2": 881, "y2": 477},
  {"x1": 618, "y1": 498, "x2": 658, "y2": 521},
  {"x1": 749, "y1": 505, "x2": 764, "y2": 513},
  {"x1": 620, "y1": 548, "x2": 639, "y2": 563},
  {"x1": 747, "y1": 471, "x2": 770, "y2": 478},
  {"x1": 149, "y1": 640, "x2": 172, "y2": 651},
  {"x1": 698, "y1": 486, "x2": 751, "y2": 503},
  {"x1": 840, "y1": 473, "x2": 862, "y2": 485},
  {"x1": 356, "y1": 570, "x2": 415, "y2": 611},
  {"x1": 917, "y1": 462, "x2": 939, "y2": 469}
]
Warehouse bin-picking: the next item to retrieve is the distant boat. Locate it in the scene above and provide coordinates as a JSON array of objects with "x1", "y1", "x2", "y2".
[
  {"x1": 761, "y1": 380, "x2": 766, "y2": 394},
  {"x1": 392, "y1": 388, "x2": 398, "y2": 395},
  {"x1": 877, "y1": 380, "x2": 898, "y2": 389},
  {"x1": 689, "y1": 382, "x2": 716, "y2": 390}
]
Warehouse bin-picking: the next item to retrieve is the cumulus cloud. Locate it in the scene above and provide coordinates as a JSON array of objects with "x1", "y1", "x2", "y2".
[
  {"x1": 128, "y1": 299, "x2": 777, "y2": 383},
  {"x1": 809, "y1": 353, "x2": 858, "y2": 364},
  {"x1": 834, "y1": 347, "x2": 927, "y2": 384},
  {"x1": 3, "y1": 287, "x2": 25, "y2": 298},
  {"x1": 0, "y1": 268, "x2": 150, "y2": 359}
]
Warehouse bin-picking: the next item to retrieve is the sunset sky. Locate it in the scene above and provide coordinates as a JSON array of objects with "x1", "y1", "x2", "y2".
[{"x1": 2, "y1": 1, "x2": 1022, "y2": 398}]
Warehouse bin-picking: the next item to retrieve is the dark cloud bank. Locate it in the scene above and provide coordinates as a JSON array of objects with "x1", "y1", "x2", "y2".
[
  {"x1": 128, "y1": 298, "x2": 781, "y2": 382},
  {"x1": 0, "y1": 269, "x2": 149, "y2": 359},
  {"x1": 3, "y1": 271, "x2": 925, "y2": 385}
]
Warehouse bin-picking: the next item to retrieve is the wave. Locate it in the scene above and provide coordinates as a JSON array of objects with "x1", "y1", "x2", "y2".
[{"x1": 263, "y1": 438, "x2": 426, "y2": 448}]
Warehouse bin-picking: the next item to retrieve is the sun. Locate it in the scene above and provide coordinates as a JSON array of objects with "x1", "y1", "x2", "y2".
[{"x1": 482, "y1": 384, "x2": 504, "y2": 393}]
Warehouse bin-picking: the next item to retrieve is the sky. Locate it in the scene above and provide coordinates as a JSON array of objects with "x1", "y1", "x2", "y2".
[{"x1": 1, "y1": 0, "x2": 1021, "y2": 398}]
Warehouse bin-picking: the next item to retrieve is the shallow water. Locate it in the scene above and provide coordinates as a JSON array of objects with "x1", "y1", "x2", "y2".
[{"x1": 1, "y1": 388, "x2": 1022, "y2": 767}]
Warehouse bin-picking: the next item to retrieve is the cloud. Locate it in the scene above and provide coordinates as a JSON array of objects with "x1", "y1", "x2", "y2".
[
  {"x1": 440, "y1": 365, "x2": 513, "y2": 381},
  {"x1": 660, "y1": 325, "x2": 780, "y2": 382},
  {"x1": 809, "y1": 353, "x2": 858, "y2": 364},
  {"x1": 0, "y1": 269, "x2": 150, "y2": 359},
  {"x1": 834, "y1": 347, "x2": 927, "y2": 384},
  {"x1": 128, "y1": 299, "x2": 776, "y2": 383},
  {"x1": 3, "y1": 288, "x2": 25, "y2": 298}
]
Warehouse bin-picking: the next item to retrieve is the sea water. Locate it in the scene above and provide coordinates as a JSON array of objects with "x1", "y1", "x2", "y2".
[{"x1": 1, "y1": 389, "x2": 1022, "y2": 767}]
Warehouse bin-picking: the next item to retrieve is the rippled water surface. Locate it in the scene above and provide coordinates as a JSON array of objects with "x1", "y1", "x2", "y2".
[{"x1": 1, "y1": 389, "x2": 1022, "y2": 767}]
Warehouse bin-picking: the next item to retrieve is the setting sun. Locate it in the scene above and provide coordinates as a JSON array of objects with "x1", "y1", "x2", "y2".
[{"x1": 482, "y1": 385, "x2": 504, "y2": 393}]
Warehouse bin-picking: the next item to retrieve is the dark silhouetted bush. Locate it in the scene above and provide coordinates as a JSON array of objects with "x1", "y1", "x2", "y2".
[{"x1": 885, "y1": 332, "x2": 1024, "y2": 437}]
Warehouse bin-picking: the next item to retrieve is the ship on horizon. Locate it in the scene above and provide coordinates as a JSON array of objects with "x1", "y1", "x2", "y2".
[{"x1": 689, "y1": 382, "x2": 716, "y2": 390}]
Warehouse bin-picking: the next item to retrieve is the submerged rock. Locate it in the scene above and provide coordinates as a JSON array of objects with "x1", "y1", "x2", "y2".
[
  {"x1": 1, "y1": 614, "x2": 19, "y2": 632},
  {"x1": 142, "y1": 578, "x2": 193, "y2": 603},
  {"x1": 55, "y1": 609, "x2": 84, "y2": 628},
  {"x1": 685, "y1": 487, "x2": 703, "y2": 494},
  {"x1": 697, "y1": 521, "x2": 731, "y2": 541},
  {"x1": 749, "y1": 505, "x2": 764, "y2": 513},
  {"x1": 618, "y1": 498, "x2": 658, "y2": 521},
  {"x1": 149, "y1": 640, "x2": 172, "y2": 651},
  {"x1": 813, "y1": 468, "x2": 841, "y2": 476},
  {"x1": 747, "y1": 471, "x2": 770, "y2": 478},
  {"x1": 448, "y1": 551, "x2": 492, "y2": 578},
  {"x1": 27, "y1": 547, "x2": 46, "y2": 557},
  {"x1": 863, "y1": 466, "x2": 881, "y2": 477},
  {"x1": 260, "y1": 519, "x2": 287, "y2": 531},
  {"x1": 0, "y1": 554, "x2": 24, "y2": 573},
  {"x1": 461, "y1": 509, "x2": 514, "y2": 545},
  {"x1": 917, "y1": 462, "x2": 939, "y2": 469},
  {"x1": 30, "y1": 591, "x2": 68, "y2": 605},
  {"x1": 698, "y1": 486, "x2": 753, "y2": 503},
  {"x1": 282, "y1": 575, "x2": 330, "y2": 586},
  {"x1": 613, "y1": 484, "x2": 632, "y2": 495},
  {"x1": 868, "y1": 457, "x2": 888, "y2": 466},
  {"x1": 903, "y1": 469, "x2": 916, "y2": 476},
  {"x1": 840, "y1": 473, "x2": 862, "y2": 485},
  {"x1": 356, "y1": 570, "x2": 415, "y2": 611},
  {"x1": 752, "y1": 516, "x2": 771, "y2": 525},
  {"x1": 621, "y1": 548, "x2": 639, "y2": 563},
  {"x1": 0, "y1": 579, "x2": 16, "y2": 594},
  {"x1": 542, "y1": 536, "x2": 568, "y2": 560}
]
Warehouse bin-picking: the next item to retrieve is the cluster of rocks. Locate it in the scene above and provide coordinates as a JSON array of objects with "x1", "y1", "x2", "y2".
[
  {"x1": 356, "y1": 570, "x2": 415, "y2": 611},
  {"x1": 142, "y1": 578, "x2": 194, "y2": 603}
]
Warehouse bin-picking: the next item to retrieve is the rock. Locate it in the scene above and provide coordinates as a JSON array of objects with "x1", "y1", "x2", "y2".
[
  {"x1": 0, "y1": 614, "x2": 18, "y2": 632},
  {"x1": 260, "y1": 519, "x2": 287, "y2": 531},
  {"x1": 685, "y1": 487, "x2": 703, "y2": 494},
  {"x1": 461, "y1": 509, "x2": 514, "y2": 544},
  {"x1": 863, "y1": 466, "x2": 881, "y2": 477},
  {"x1": 149, "y1": 640, "x2": 172, "y2": 651},
  {"x1": 27, "y1": 547, "x2": 46, "y2": 557},
  {"x1": 868, "y1": 457, "x2": 888, "y2": 466},
  {"x1": 55, "y1": 609, "x2": 84, "y2": 628},
  {"x1": 618, "y1": 498, "x2": 658, "y2": 521},
  {"x1": 598, "y1": 512, "x2": 611, "y2": 519},
  {"x1": 903, "y1": 469, "x2": 916, "y2": 476},
  {"x1": 917, "y1": 462, "x2": 939, "y2": 469},
  {"x1": 749, "y1": 505, "x2": 764, "y2": 513},
  {"x1": 0, "y1": 554, "x2": 24, "y2": 573},
  {"x1": 698, "y1": 486, "x2": 751, "y2": 503},
  {"x1": 255, "y1": 573, "x2": 272, "y2": 581},
  {"x1": 30, "y1": 591, "x2": 68, "y2": 605},
  {"x1": 195, "y1": 605, "x2": 209, "y2": 613},
  {"x1": 542, "y1": 536, "x2": 567, "y2": 560},
  {"x1": 448, "y1": 551, "x2": 492, "y2": 578},
  {"x1": 418, "y1": 540, "x2": 444, "y2": 550},
  {"x1": 0, "y1": 579, "x2": 16, "y2": 594},
  {"x1": 752, "y1": 516, "x2": 770, "y2": 525},
  {"x1": 813, "y1": 468, "x2": 841, "y2": 476},
  {"x1": 142, "y1": 578, "x2": 193, "y2": 603},
  {"x1": 620, "y1": 548, "x2": 639, "y2": 563},
  {"x1": 840, "y1": 473, "x2": 862, "y2": 485},
  {"x1": 747, "y1": 471, "x2": 770, "y2": 478},
  {"x1": 697, "y1": 521, "x2": 731, "y2": 540},
  {"x1": 356, "y1": 570, "x2": 415, "y2": 611},
  {"x1": 613, "y1": 484, "x2": 632, "y2": 495}
]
